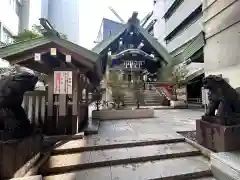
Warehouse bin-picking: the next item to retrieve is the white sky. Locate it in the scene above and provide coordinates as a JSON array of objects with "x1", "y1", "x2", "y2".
[{"x1": 79, "y1": 0, "x2": 153, "y2": 49}]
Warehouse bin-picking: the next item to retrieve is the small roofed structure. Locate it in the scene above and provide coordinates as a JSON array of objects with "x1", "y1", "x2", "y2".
[{"x1": 0, "y1": 34, "x2": 102, "y2": 135}]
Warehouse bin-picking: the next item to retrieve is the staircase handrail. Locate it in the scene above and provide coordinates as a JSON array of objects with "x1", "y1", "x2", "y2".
[{"x1": 151, "y1": 84, "x2": 171, "y2": 100}]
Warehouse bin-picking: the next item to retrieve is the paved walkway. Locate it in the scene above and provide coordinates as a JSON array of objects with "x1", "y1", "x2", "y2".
[
  {"x1": 97, "y1": 109, "x2": 202, "y2": 138},
  {"x1": 43, "y1": 109, "x2": 215, "y2": 180}
]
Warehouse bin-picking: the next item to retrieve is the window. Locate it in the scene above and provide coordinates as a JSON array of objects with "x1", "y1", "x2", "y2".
[
  {"x1": 2, "y1": 28, "x2": 13, "y2": 44},
  {"x1": 165, "y1": 5, "x2": 203, "y2": 44},
  {"x1": 164, "y1": 0, "x2": 184, "y2": 21}
]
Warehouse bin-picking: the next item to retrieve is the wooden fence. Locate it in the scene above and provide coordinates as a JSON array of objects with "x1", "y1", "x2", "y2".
[
  {"x1": 22, "y1": 91, "x2": 46, "y2": 127},
  {"x1": 22, "y1": 90, "x2": 89, "y2": 135}
]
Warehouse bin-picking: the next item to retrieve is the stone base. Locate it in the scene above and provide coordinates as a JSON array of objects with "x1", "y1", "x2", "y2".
[
  {"x1": 92, "y1": 108, "x2": 154, "y2": 120},
  {"x1": 9, "y1": 175, "x2": 43, "y2": 180},
  {"x1": 170, "y1": 100, "x2": 187, "y2": 108},
  {"x1": 0, "y1": 134, "x2": 43, "y2": 179},
  {"x1": 196, "y1": 119, "x2": 240, "y2": 152}
]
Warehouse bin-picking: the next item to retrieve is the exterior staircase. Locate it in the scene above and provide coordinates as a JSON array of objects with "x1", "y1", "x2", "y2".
[
  {"x1": 143, "y1": 88, "x2": 169, "y2": 106},
  {"x1": 123, "y1": 86, "x2": 170, "y2": 106},
  {"x1": 41, "y1": 133, "x2": 215, "y2": 180}
]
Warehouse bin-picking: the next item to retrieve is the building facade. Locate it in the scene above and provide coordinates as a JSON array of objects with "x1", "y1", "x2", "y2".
[
  {"x1": 21, "y1": 0, "x2": 81, "y2": 45},
  {"x1": 94, "y1": 18, "x2": 124, "y2": 43},
  {"x1": 153, "y1": 0, "x2": 205, "y2": 102},
  {"x1": 203, "y1": 0, "x2": 240, "y2": 89},
  {"x1": 0, "y1": 0, "x2": 81, "y2": 45},
  {"x1": 0, "y1": 0, "x2": 22, "y2": 45}
]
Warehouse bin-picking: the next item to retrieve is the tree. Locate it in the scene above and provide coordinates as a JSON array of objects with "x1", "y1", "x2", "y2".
[
  {"x1": 157, "y1": 60, "x2": 189, "y2": 100},
  {"x1": 108, "y1": 71, "x2": 125, "y2": 109}
]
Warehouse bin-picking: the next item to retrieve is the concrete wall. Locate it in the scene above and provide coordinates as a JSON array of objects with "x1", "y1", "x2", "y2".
[
  {"x1": 164, "y1": 0, "x2": 177, "y2": 12},
  {"x1": 203, "y1": 0, "x2": 240, "y2": 88},
  {"x1": 165, "y1": 0, "x2": 202, "y2": 37},
  {"x1": 165, "y1": 0, "x2": 203, "y2": 53},
  {"x1": 153, "y1": 0, "x2": 166, "y2": 46},
  {"x1": 167, "y1": 17, "x2": 203, "y2": 53}
]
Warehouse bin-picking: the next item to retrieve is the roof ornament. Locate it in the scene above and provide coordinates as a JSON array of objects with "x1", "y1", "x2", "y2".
[{"x1": 39, "y1": 18, "x2": 61, "y2": 38}]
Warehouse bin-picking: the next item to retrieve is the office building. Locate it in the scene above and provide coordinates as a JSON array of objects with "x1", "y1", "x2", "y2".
[
  {"x1": 153, "y1": 0, "x2": 205, "y2": 103},
  {"x1": 0, "y1": 0, "x2": 81, "y2": 46},
  {"x1": 21, "y1": 0, "x2": 81, "y2": 45},
  {"x1": 0, "y1": 0, "x2": 22, "y2": 45}
]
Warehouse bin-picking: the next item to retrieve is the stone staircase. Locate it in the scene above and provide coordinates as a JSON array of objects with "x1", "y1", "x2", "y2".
[
  {"x1": 123, "y1": 88, "x2": 169, "y2": 106},
  {"x1": 41, "y1": 134, "x2": 215, "y2": 180},
  {"x1": 143, "y1": 89, "x2": 168, "y2": 106}
]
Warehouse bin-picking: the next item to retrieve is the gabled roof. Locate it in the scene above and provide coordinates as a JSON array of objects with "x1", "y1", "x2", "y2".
[
  {"x1": 0, "y1": 36, "x2": 99, "y2": 64},
  {"x1": 92, "y1": 22, "x2": 172, "y2": 63}
]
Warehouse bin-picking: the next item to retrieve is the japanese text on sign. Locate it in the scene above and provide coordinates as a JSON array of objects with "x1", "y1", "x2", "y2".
[{"x1": 54, "y1": 71, "x2": 72, "y2": 94}]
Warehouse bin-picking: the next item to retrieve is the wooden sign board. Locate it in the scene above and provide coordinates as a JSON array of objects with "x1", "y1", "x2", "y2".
[{"x1": 54, "y1": 71, "x2": 73, "y2": 94}]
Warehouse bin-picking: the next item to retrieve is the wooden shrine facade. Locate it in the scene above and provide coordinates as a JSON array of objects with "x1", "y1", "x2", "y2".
[{"x1": 0, "y1": 35, "x2": 102, "y2": 135}]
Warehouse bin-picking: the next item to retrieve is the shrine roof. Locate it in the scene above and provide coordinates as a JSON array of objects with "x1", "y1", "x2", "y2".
[
  {"x1": 92, "y1": 23, "x2": 172, "y2": 63},
  {"x1": 0, "y1": 36, "x2": 99, "y2": 72}
]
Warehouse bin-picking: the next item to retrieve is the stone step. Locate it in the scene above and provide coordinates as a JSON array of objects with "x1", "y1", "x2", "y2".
[
  {"x1": 43, "y1": 156, "x2": 211, "y2": 180},
  {"x1": 52, "y1": 133, "x2": 185, "y2": 154},
  {"x1": 211, "y1": 151, "x2": 240, "y2": 180},
  {"x1": 41, "y1": 142, "x2": 201, "y2": 174},
  {"x1": 193, "y1": 178, "x2": 216, "y2": 180}
]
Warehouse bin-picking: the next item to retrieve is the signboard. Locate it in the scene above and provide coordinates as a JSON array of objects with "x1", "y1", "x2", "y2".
[
  {"x1": 123, "y1": 60, "x2": 144, "y2": 69},
  {"x1": 54, "y1": 71, "x2": 72, "y2": 94},
  {"x1": 176, "y1": 86, "x2": 187, "y2": 101}
]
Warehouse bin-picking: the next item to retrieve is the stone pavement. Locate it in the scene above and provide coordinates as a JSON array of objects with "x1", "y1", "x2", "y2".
[
  {"x1": 97, "y1": 109, "x2": 203, "y2": 138},
  {"x1": 42, "y1": 109, "x2": 215, "y2": 180}
]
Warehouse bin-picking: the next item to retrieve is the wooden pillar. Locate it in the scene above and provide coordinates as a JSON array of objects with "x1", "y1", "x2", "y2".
[
  {"x1": 71, "y1": 71, "x2": 79, "y2": 134},
  {"x1": 78, "y1": 74, "x2": 84, "y2": 131},
  {"x1": 46, "y1": 73, "x2": 55, "y2": 135},
  {"x1": 85, "y1": 82, "x2": 89, "y2": 123},
  {"x1": 58, "y1": 94, "x2": 67, "y2": 134}
]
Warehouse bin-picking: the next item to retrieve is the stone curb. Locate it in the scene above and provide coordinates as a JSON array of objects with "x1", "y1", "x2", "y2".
[
  {"x1": 52, "y1": 138, "x2": 185, "y2": 154},
  {"x1": 24, "y1": 135, "x2": 84, "y2": 177},
  {"x1": 41, "y1": 151, "x2": 201, "y2": 175},
  {"x1": 83, "y1": 119, "x2": 100, "y2": 135},
  {"x1": 160, "y1": 170, "x2": 212, "y2": 180},
  {"x1": 9, "y1": 175, "x2": 43, "y2": 180},
  {"x1": 184, "y1": 138, "x2": 213, "y2": 159}
]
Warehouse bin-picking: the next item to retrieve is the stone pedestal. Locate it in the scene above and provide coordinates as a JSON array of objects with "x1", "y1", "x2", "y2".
[
  {"x1": 196, "y1": 118, "x2": 240, "y2": 152},
  {"x1": 92, "y1": 108, "x2": 154, "y2": 120},
  {"x1": 0, "y1": 134, "x2": 43, "y2": 179},
  {"x1": 170, "y1": 100, "x2": 187, "y2": 108}
]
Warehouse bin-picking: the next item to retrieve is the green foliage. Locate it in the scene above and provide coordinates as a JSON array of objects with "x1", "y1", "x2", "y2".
[
  {"x1": 131, "y1": 80, "x2": 144, "y2": 108},
  {"x1": 158, "y1": 61, "x2": 189, "y2": 87},
  {"x1": 12, "y1": 24, "x2": 67, "y2": 43},
  {"x1": 108, "y1": 71, "x2": 125, "y2": 109},
  {"x1": 158, "y1": 61, "x2": 188, "y2": 100},
  {"x1": 13, "y1": 26, "x2": 42, "y2": 43}
]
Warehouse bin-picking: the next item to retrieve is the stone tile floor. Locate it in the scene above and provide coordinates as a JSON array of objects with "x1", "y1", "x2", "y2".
[
  {"x1": 44, "y1": 109, "x2": 214, "y2": 180},
  {"x1": 97, "y1": 109, "x2": 203, "y2": 138}
]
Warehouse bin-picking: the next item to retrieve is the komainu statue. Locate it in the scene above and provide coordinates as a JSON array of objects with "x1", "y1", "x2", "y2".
[
  {"x1": 0, "y1": 72, "x2": 38, "y2": 139},
  {"x1": 202, "y1": 75, "x2": 240, "y2": 124}
]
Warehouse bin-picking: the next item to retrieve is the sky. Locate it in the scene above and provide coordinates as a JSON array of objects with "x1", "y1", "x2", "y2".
[{"x1": 79, "y1": 0, "x2": 153, "y2": 49}]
